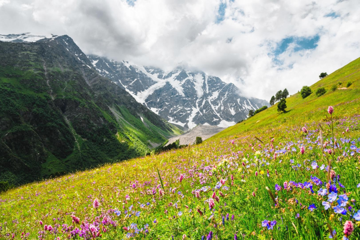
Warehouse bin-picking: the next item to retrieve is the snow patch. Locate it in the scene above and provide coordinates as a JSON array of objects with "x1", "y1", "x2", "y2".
[
  {"x1": 91, "y1": 59, "x2": 99, "y2": 67},
  {"x1": 0, "y1": 33, "x2": 55, "y2": 42},
  {"x1": 218, "y1": 120, "x2": 236, "y2": 128},
  {"x1": 187, "y1": 107, "x2": 198, "y2": 129},
  {"x1": 150, "y1": 107, "x2": 160, "y2": 115},
  {"x1": 193, "y1": 73, "x2": 204, "y2": 98},
  {"x1": 168, "y1": 117, "x2": 186, "y2": 127}
]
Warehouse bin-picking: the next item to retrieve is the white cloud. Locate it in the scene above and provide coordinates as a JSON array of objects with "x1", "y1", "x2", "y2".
[{"x1": 1, "y1": 0, "x2": 360, "y2": 100}]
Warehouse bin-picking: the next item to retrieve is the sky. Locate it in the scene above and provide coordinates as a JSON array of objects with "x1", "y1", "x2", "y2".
[{"x1": 0, "y1": 0, "x2": 359, "y2": 101}]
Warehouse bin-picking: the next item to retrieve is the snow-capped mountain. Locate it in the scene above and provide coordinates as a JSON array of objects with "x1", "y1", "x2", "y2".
[
  {"x1": 88, "y1": 55, "x2": 269, "y2": 129},
  {"x1": 0, "y1": 33, "x2": 57, "y2": 43}
]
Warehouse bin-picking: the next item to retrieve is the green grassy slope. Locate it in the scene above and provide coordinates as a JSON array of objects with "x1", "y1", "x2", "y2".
[
  {"x1": 212, "y1": 57, "x2": 360, "y2": 140},
  {"x1": 0, "y1": 58, "x2": 360, "y2": 239}
]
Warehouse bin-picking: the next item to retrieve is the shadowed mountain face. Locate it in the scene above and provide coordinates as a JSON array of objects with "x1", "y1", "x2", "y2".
[
  {"x1": 88, "y1": 55, "x2": 269, "y2": 129},
  {"x1": 0, "y1": 34, "x2": 180, "y2": 185}
]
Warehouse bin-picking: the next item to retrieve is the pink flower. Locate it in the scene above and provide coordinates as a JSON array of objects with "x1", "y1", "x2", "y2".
[
  {"x1": 255, "y1": 171, "x2": 258, "y2": 177},
  {"x1": 212, "y1": 192, "x2": 219, "y2": 202},
  {"x1": 219, "y1": 191, "x2": 225, "y2": 197},
  {"x1": 47, "y1": 225, "x2": 53, "y2": 232},
  {"x1": 328, "y1": 106, "x2": 334, "y2": 115},
  {"x1": 159, "y1": 189, "x2": 164, "y2": 196},
  {"x1": 71, "y1": 215, "x2": 80, "y2": 224},
  {"x1": 231, "y1": 175, "x2": 234, "y2": 180},
  {"x1": 220, "y1": 179, "x2": 226, "y2": 185},
  {"x1": 300, "y1": 146, "x2": 305, "y2": 155},
  {"x1": 123, "y1": 227, "x2": 129, "y2": 231},
  {"x1": 346, "y1": 128, "x2": 349, "y2": 132},
  {"x1": 44, "y1": 225, "x2": 48, "y2": 231},
  {"x1": 89, "y1": 224, "x2": 97, "y2": 233},
  {"x1": 327, "y1": 149, "x2": 333, "y2": 155},
  {"x1": 179, "y1": 174, "x2": 184, "y2": 182},
  {"x1": 39, "y1": 220, "x2": 43, "y2": 225},
  {"x1": 302, "y1": 127, "x2": 308, "y2": 133},
  {"x1": 252, "y1": 192, "x2": 256, "y2": 197},
  {"x1": 195, "y1": 191, "x2": 200, "y2": 199},
  {"x1": 343, "y1": 221, "x2": 354, "y2": 236},
  {"x1": 93, "y1": 198, "x2": 100, "y2": 209},
  {"x1": 197, "y1": 209, "x2": 203, "y2": 215},
  {"x1": 209, "y1": 199, "x2": 215, "y2": 209}
]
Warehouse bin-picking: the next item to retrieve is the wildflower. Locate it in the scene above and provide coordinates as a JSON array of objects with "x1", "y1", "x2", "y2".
[
  {"x1": 283, "y1": 181, "x2": 288, "y2": 189},
  {"x1": 231, "y1": 214, "x2": 235, "y2": 220},
  {"x1": 93, "y1": 198, "x2": 100, "y2": 209},
  {"x1": 209, "y1": 199, "x2": 215, "y2": 209},
  {"x1": 308, "y1": 204, "x2": 317, "y2": 211},
  {"x1": 333, "y1": 206, "x2": 346, "y2": 215},
  {"x1": 311, "y1": 161, "x2": 318, "y2": 169},
  {"x1": 207, "y1": 231, "x2": 213, "y2": 240},
  {"x1": 328, "y1": 192, "x2": 337, "y2": 202},
  {"x1": 330, "y1": 170, "x2": 336, "y2": 180},
  {"x1": 300, "y1": 146, "x2": 305, "y2": 155},
  {"x1": 302, "y1": 127, "x2": 308, "y2": 133},
  {"x1": 337, "y1": 194, "x2": 348, "y2": 207},
  {"x1": 39, "y1": 220, "x2": 43, "y2": 225},
  {"x1": 275, "y1": 184, "x2": 281, "y2": 191},
  {"x1": 195, "y1": 191, "x2": 200, "y2": 198},
  {"x1": 71, "y1": 215, "x2": 80, "y2": 224},
  {"x1": 252, "y1": 192, "x2": 256, "y2": 197},
  {"x1": 179, "y1": 174, "x2": 184, "y2": 182},
  {"x1": 255, "y1": 171, "x2": 258, "y2": 177},
  {"x1": 255, "y1": 151, "x2": 262, "y2": 158},
  {"x1": 322, "y1": 201, "x2": 331, "y2": 210},
  {"x1": 318, "y1": 188, "x2": 327, "y2": 196},
  {"x1": 114, "y1": 210, "x2": 121, "y2": 216},
  {"x1": 234, "y1": 234, "x2": 238, "y2": 240},
  {"x1": 220, "y1": 179, "x2": 226, "y2": 185},
  {"x1": 353, "y1": 210, "x2": 360, "y2": 221},
  {"x1": 262, "y1": 220, "x2": 277, "y2": 230},
  {"x1": 226, "y1": 213, "x2": 229, "y2": 221},
  {"x1": 328, "y1": 106, "x2": 334, "y2": 115},
  {"x1": 212, "y1": 192, "x2": 219, "y2": 202},
  {"x1": 197, "y1": 209, "x2": 203, "y2": 216},
  {"x1": 329, "y1": 184, "x2": 338, "y2": 193},
  {"x1": 329, "y1": 229, "x2": 336, "y2": 239},
  {"x1": 178, "y1": 211, "x2": 183, "y2": 216},
  {"x1": 343, "y1": 221, "x2": 354, "y2": 237}
]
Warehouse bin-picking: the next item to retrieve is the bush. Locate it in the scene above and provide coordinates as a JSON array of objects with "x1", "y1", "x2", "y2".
[
  {"x1": 195, "y1": 137, "x2": 203, "y2": 145},
  {"x1": 0, "y1": 181, "x2": 12, "y2": 193},
  {"x1": 331, "y1": 85, "x2": 337, "y2": 91},
  {"x1": 347, "y1": 82, "x2": 352, "y2": 87},
  {"x1": 254, "y1": 106, "x2": 268, "y2": 115},
  {"x1": 319, "y1": 72, "x2": 328, "y2": 79},
  {"x1": 316, "y1": 87, "x2": 326, "y2": 97},
  {"x1": 300, "y1": 86, "x2": 312, "y2": 99}
]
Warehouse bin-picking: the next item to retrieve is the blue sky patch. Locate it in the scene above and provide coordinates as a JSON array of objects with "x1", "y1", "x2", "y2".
[
  {"x1": 325, "y1": 12, "x2": 340, "y2": 18},
  {"x1": 126, "y1": 0, "x2": 136, "y2": 6},
  {"x1": 274, "y1": 35, "x2": 320, "y2": 56},
  {"x1": 216, "y1": 3, "x2": 227, "y2": 23}
]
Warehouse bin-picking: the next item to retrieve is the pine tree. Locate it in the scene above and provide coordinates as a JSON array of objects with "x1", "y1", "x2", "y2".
[
  {"x1": 282, "y1": 88, "x2": 289, "y2": 99},
  {"x1": 270, "y1": 96, "x2": 275, "y2": 106}
]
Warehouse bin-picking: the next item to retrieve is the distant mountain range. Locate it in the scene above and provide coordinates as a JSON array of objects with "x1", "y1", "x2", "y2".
[
  {"x1": 0, "y1": 33, "x2": 180, "y2": 185},
  {"x1": 88, "y1": 55, "x2": 269, "y2": 129}
]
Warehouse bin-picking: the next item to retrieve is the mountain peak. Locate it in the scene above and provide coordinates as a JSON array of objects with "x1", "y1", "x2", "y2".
[{"x1": 0, "y1": 33, "x2": 61, "y2": 43}]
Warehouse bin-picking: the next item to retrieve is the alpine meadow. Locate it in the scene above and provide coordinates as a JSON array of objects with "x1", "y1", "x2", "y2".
[{"x1": 1, "y1": 1, "x2": 360, "y2": 240}]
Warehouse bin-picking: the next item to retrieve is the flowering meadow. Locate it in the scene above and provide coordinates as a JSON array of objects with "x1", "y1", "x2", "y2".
[{"x1": 1, "y1": 105, "x2": 360, "y2": 240}]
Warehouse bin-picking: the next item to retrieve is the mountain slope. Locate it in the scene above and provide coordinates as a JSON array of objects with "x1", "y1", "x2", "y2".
[
  {"x1": 0, "y1": 34, "x2": 181, "y2": 186},
  {"x1": 211, "y1": 57, "x2": 360, "y2": 140},
  {"x1": 88, "y1": 55, "x2": 269, "y2": 129}
]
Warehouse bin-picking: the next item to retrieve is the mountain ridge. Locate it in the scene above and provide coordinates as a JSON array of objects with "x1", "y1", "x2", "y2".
[{"x1": 88, "y1": 55, "x2": 269, "y2": 129}]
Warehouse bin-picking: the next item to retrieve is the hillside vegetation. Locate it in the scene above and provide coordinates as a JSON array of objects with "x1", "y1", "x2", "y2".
[
  {"x1": 0, "y1": 38, "x2": 181, "y2": 186},
  {"x1": 213, "y1": 57, "x2": 360, "y2": 140},
  {"x1": 0, "y1": 58, "x2": 360, "y2": 239}
]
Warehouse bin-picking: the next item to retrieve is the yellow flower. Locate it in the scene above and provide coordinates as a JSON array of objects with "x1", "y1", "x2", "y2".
[{"x1": 260, "y1": 170, "x2": 265, "y2": 175}]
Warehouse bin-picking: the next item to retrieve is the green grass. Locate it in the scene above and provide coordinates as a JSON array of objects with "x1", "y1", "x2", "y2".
[
  {"x1": 212, "y1": 57, "x2": 360, "y2": 140},
  {"x1": 0, "y1": 58, "x2": 360, "y2": 239}
]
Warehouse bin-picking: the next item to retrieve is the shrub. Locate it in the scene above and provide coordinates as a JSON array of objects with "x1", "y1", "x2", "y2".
[
  {"x1": 0, "y1": 182, "x2": 12, "y2": 193},
  {"x1": 347, "y1": 82, "x2": 352, "y2": 87},
  {"x1": 277, "y1": 99, "x2": 287, "y2": 112},
  {"x1": 331, "y1": 85, "x2": 337, "y2": 91},
  {"x1": 300, "y1": 86, "x2": 312, "y2": 99},
  {"x1": 316, "y1": 87, "x2": 326, "y2": 97},
  {"x1": 195, "y1": 137, "x2": 203, "y2": 145},
  {"x1": 338, "y1": 82, "x2": 342, "y2": 86},
  {"x1": 254, "y1": 106, "x2": 268, "y2": 115},
  {"x1": 319, "y1": 72, "x2": 328, "y2": 78}
]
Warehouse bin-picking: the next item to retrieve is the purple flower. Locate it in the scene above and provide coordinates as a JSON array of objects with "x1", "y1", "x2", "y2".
[
  {"x1": 337, "y1": 194, "x2": 348, "y2": 207},
  {"x1": 329, "y1": 184, "x2": 338, "y2": 193},
  {"x1": 329, "y1": 229, "x2": 336, "y2": 239},
  {"x1": 322, "y1": 201, "x2": 331, "y2": 210},
  {"x1": 328, "y1": 192, "x2": 337, "y2": 203},
  {"x1": 262, "y1": 220, "x2": 277, "y2": 230},
  {"x1": 308, "y1": 204, "x2": 317, "y2": 211},
  {"x1": 318, "y1": 188, "x2": 327, "y2": 196},
  {"x1": 333, "y1": 205, "x2": 346, "y2": 215},
  {"x1": 353, "y1": 210, "x2": 360, "y2": 221},
  {"x1": 275, "y1": 184, "x2": 281, "y2": 191},
  {"x1": 311, "y1": 161, "x2": 318, "y2": 169}
]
